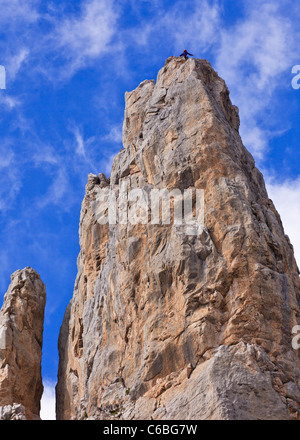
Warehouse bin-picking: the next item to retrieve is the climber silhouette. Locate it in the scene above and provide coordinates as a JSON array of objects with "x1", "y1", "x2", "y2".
[{"x1": 180, "y1": 49, "x2": 193, "y2": 60}]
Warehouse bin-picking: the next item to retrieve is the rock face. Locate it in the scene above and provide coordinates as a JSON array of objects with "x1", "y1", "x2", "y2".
[
  {"x1": 56, "y1": 57, "x2": 300, "y2": 420},
  {"x1": 0, "y1": 267, "x2": 46, "y2": 420},
  {"x1": 0, "y1": 403, "x2": 27, "y2": 421}
]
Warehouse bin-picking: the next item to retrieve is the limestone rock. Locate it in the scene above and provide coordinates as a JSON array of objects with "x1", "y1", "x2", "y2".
[
  {"x1": 0, "y1": 403, "x2": 27, "y2": 420},
  {"x1": 123, "y1": 342, "x2": 290, "y2": 420},
  {"x1": 56, "y1": 57, "x2": 300, "y2": 420},
  {"x1": 0, "y1": 267, "x2": 46, "y2": 420}
]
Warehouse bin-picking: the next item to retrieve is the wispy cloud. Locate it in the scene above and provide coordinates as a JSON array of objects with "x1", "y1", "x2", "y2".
[
  {"x1": 32, "y1": 145, "x2": 59, "y2": 167},
  {"x1": 72, "y1": 126, "x2": 87, "y2": 157},
  {"x1": 5, "y1": 48, "x2": 30, "y2": 82},
  {"x1": 47, "y1": 0, "x2": 119, "y2": 79},
  {"x1": 40, "y1": 379, "x2": 56, "y2": 420},
  {"x1": 266, "y1": 174, "x2": 300, "y2": 267},
  {"x1": 0, "y1": 141, "x2": 22, "y2": 212},
  {"x1": 162, "y1": 0, "x2": 221, "y2": 51},
  {"x1": 0, "y1": 0, "x2": 39, "y2": 85},
  {"x1": 69, "y1": 124, "x2": 96, "y2": 159},
  {"x1": 104, "y1": 124, "x2": 123, "y2": 144},
  {"x1": 37, "y1": 167, "x2": 70, "y2": 209},
  {"x1": 130, "y1": 0, "x2": 221, "y2": 53},
  {"x1": 215, "y1": 0, "x2": 299, "y2": 158},
  {"x1": 0, "y1": 0, "x2": 40, "y2": 26},
  {"x1": 0, "y1": 1, "x2": 120, "y2": 85},
  {"x1": 0, "y1": 93, "x2": 21, "y2": 110}
]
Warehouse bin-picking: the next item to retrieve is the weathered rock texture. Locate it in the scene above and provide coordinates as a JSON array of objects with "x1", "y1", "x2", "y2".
[
  {"x1": 56, "y1": 57, "x2": 300, "y2": 420},
  {"x1": 0, "y1": 267, "x2": 46, "y2": 420},
  {"x1": 0, "y1": 403, "x2": 27, "y2": 421}
]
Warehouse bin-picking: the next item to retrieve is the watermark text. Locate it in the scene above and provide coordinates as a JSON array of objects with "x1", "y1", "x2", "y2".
[
  {"x1": 93, "y1": 181, "x2": 205, "y2": 235},
  {"x1": 292, "y1": 325, "x2": 300, "y2": 350}
]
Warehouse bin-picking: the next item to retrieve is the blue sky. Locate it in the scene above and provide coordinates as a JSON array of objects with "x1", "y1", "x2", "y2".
[{"x1": 0, "y1": 0, "x2": 299, "y2": 419}]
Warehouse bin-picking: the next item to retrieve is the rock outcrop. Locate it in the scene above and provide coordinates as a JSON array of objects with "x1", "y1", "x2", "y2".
[
  {"x1": 56, "y1": 57, "x2": 300, "y2": 420},
  {"x1": 0, "y1": 403, "x2": 27, "y2": 421},
  {"x1": 0, "y1": 267, "x2": 46, "y2": 420}
]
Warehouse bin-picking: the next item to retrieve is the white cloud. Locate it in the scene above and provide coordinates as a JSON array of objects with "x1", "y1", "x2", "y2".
[
  {"x1": 215, "y1": 1, "x2": 298, "y2": 158},
  {"x1": 69, "y1": 125, "x2": 96, "y2": 160},
  {"x1": 164, "y1": 0, "x2": 221, "y2": 50},
  {"x1": 0, "y1": 251, "x2": 15, "y2": 293},
  {"x1": 0, "y1": 145, "x2": 15, "y2": 170},
  {"x1": 0, "y1": 1, "x2": 38, "y2": 86},
  {"x1": 104, "y1": 124, "x2": 123, "y2": 144},
  {"x1": 266, "y1": 175, "x2": 300, "y2": 267},
  {"x1": 6, "y1": 48, "x2": 30, "y2": 81},
  {"x1": 40, "y1": 379, "x2": 56, "y2": 420},
  {"x1": 0, "y1": 141, "x2": 22, "y2": 212},
  {"x1": 38, "y1": 167, "x2": 70, "y2": 209},
  {"x1": 0, "y1": 93, "x2": 21, "y2": 110},
  {"x1": 50, "y1": 0, "x2": 119, "y2": 78},
  {"x1": 132, "y1": 0, "x2": 221, "y2": 52},
  {"x1": 32, "y1": 145, "x2": 59, "y2": 167},
  {"x1": 72, "y1": 126, "x2": 87, "y2": 157},
  {"x1": 0, "y1": 0, "x2": 39, "y2": 25},
  {"x1": 0, "y1": 1, "x2": 120, "y2": 84}
]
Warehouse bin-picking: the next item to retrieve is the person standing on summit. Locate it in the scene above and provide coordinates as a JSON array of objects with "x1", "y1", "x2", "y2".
[{"x1": 180, "y1": 49, "x2": 193, "y2": 60}]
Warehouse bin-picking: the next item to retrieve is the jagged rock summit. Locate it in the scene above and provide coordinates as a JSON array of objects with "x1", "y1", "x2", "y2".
[
  {"x1": 0, "y1": 267, "x2": 46, "y2": 420},
  {"x1": 56, "y1": 57, "x2": 300, "y2": 420}
]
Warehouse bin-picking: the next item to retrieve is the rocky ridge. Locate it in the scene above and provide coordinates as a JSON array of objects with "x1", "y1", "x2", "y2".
[
  {"x1": 0, "y1": 267, "x2": 46, "y2": 420},
  {"x1": 56, "y1": 57, "x2": 300, "y2": 420}
]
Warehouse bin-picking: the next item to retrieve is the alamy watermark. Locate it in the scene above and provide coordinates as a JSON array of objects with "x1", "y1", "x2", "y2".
[
  {"x1": 0, "y1": 65, "x2": 6, "y2": 90},
  {"x1": 292, "y1": 325, "x2": 300, "y2": 350},
  {"x1": 292, "y1": 65, "x2": 300, "y2": 90},
  {"x1": 93, "y1": 179, "x2": 205, "y2": 235}
]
